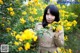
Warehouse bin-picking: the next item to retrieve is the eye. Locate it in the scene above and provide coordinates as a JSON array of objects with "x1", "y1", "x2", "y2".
[
  {"x1": 46, "y1": 13, "x2": 49, "y2": 15},
  {"x1": 51, "y1": 14, "x2": 55, "y2": 16}
]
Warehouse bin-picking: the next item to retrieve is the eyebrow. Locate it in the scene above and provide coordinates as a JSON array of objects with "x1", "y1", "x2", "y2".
[{"x1": 47, "y1": 11, "x2": 50, "y2": 14}]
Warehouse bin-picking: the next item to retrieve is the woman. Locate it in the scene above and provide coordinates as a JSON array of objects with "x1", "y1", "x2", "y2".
[{"x1": 35, "y1": 4, "x2": 64, "y2": 53}]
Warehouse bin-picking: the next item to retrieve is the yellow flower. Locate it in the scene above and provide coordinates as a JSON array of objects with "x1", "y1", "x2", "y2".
[
  {"x1": 35, "y1": 17, "x2": 38, "y2": 20},
  {"x1": 17, "y1": 29, "x2": 36, "y2": 41},
  {"x1": 57, "y1": 47, "x2": 61, "y2": 52},
  {"x1": 54, "y1": 51, "x2": 57, "y2": 53},
  {"x1": 62, "y1": 5, "x2": 66, "y2": 8},
  {"x1": 19, "y1": 39, "x2": 23, "y2": 42},
  {"x1": 62, "y1": 13, "x2": 65, "y2": 18},
  {"x1": 74, "y1": 15, "x2": 78, "y2": 17},
  {"x1": 56, "y1": 25, "x2": 63, "y2": 31},
  {"x1": 10, "y1": 3, "x2": 12, "y2": 6},
  {"x1": 58, "y1": 21, "x2": 63, "y2": 25},
  {"x1": 11, "y1": 31, "x2": 16, "y2": 36},
  {"x1": 31, "y1": 18, "x2": 34, "y2": 22},
  {"x1": 22, "y1": 11, "x2": 27, "y2": 15},
  {"x1": 69, "y1": 49, "x2": 72, "y2": 53},
  {"x1": 56, "y1": 4, "x2": 61, "y2": 9},
  {"x1": 63, "y1": 50, "x2": 67, "y2": 53},
  {"x1": 1, "y1": 24, "x2": 4, "y2": 27},
  {"x1": 10, "y1": 11, "x2": 15, "y2": 16},
  {"x1": 27, "y1": 1, "x2": 32, "y2": 6},
  {"x1": 6, "y1": 28, "x2": 11, "y2": 32},
  {"x1": 59, "y1": 10, "x2": 63, "y2": 13},
  {"x1": 64, "y1": 20, "x2": 68, "y2": 23},
  {"x1": 48, "y1": 24, "x2": 51, "y2": 28},
  {"x1": 70, "y1": 13, "x2": 75, "y2": 16},
  {"x1": 20, "y1": 33, "x2": 27, "y2": 41},
  {"x1": 37, "y1": 3, "x2": 41, "y2": 7},
  {"x1": 52, "y1": 21, "x2": 57, "y2": 24},
  {"x1": 64, "y1": 35, "x2": 68, "y2": 41},
  {"x1": 52, "y1": 26, "x2": 56, "y2": 30},
  {"x1": 15, "y1": 34, "x2": 21, "y2": 40},
  {"x1": 14, "y1": 41, "x2": 19, "y2": 46},
  {"x1": 23, "y1": 29, "x2": 35, "y2": 40},
  {"x1": 30, "y1": 8, "x2": 37, "y2": 15},
  {"x1": 66, "y1": 22, "x2": 72, "y2": 27},
  {"x1": 65, "y1": 27, "x2": 70, "y2": 30},
  {"x1": 59, "y1": 10, "x2": 66, "y2": 14},
  {"x1": 0, "y1": 0, "x2": 3, "y2": 4},
  {"x1": 18, "y1": 47, "x2": 23, "y2": 51},
  {"x1": 7, "y1": 7, "x2": 13, "y2": 11},
  {"x1": 29, "y1": 16, "x2": 34, "y2": 22},
  {"x1": 34, "y1": 0, "x2": 38, "y2": 3},
  {"x1": 24, "y1": 42, "x2": 30, "y2": 50},
  {"x1": 65, "y1": 15, "x2": 69, "y2": 18},
  {"x1": 72, "y1": 20, "x2": 77, "y2": 26},
  {"x1": 20, "y1": 18, "x2": 26, "y2": 24},
  {"x1": 33, "y1": 36, "x2": 37, "y2": 41},
  {"x1": 29, "y1": 16, "x2": 32, "y2": 19},
  {"x1": 50, "y1": 0, "x2": 52, "y2": 2},
  {"x1": 20, "y1": 29, "x2": 36, "y2": 41},
  {"x1": 38, "y1": 16, "x2": 43, "y2": 22}
]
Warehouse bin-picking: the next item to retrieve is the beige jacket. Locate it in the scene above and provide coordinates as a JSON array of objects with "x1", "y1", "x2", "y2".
[{"x1": 35, "y1": 22, "x2": 64, "y2": 52}]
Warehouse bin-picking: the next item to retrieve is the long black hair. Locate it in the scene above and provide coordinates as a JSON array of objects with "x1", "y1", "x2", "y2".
[{"x1": 42, "y1": 4, "x2": 60, "y2": 28}]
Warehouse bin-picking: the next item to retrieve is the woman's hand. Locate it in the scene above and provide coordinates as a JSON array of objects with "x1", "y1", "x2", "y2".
[{"x1": 54, "y1": 30, "x2": 62, "y2": 39}]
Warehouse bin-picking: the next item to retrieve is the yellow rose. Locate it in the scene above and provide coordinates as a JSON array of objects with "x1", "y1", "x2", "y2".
[
  {"x1": 64, "y1": 35, "x2": 68, "y2": 41},
  {"x1": 7, "y1": 7, "x2": 13, "y2": 11},
  {"x1": 31, "y1": 18, "x2": 34, "y2": 22},
  {"x1": 57, "y1": 47, "x2": 61, "y2": 52},
  {"x1": 48, "y1": 24, "x2": 51, "y2": 28},
  {"x1": 56, "y1": 25, "x2": 63, "y2": 31},
  {"x1": 11, "y1": 31, "x2": 16, "y2": 36},
  {"x1": 52, "y1": 26, "x2": 56, "y2": 30},
  {"x1": 18, "y1": 47, "x2": 23, "y2": 51},
  {"x1": 65, "y1": 27, "x2": 70, "y2": 30},
  {"x1": 20, "y1": 18, "x2": 26, "y2": 24},
  {"x1": 10, "y1": 11, "x2": 15, "y2": 16},
  {"x1": 38, "y1": 16, "x2": 43, "y2": 22},
  {"x1": 62, "y1": 5, "x2": 66, "y2": 8},
  {"x1": 6, "y1": 27, "x2": 11, "y2": 32},
  {"x1": 33, "y1": 36, "x2": 37, "y2": 41},
  {"x1": 1, "y1": 24, "x2": 4, "y2": 27},
  {"x1": 24, "y1": 42, "x2": 30, "y2": 50},
  {"x1": 54, "y1": 51, "x2": 57, "y2": 53},
  {"x1": 22, "y1": 11, "x2": 27, "y2": 15},
  {"x1": 30, "y1": 8, "x2": 37, "y2": 15},
  {"x1": 0, "y1": 0, "x2": 3, "y2": 4},
  {"x1": 33, "y1": 0, "x2": 38, "y2": 3},
  {"x1": 69, "y1": 49, "x2": 72, "y2": 53},
  {"x1": 29, "y1": 16, "x2": 34, "y2": 22},
  {"x1": 72, "y1": 20, "x2": 77, "y2": 26},
  {"x1": 14, "y1": 41, "x2": 19, "y2": 46},
  {"x1": 67, "y1": 22, "x2": 72, "y2": 26},
  {"x1": 15, "y1": 34, "x2": 21, "y2": 40},
  {"x1": 23, "y1": 29, "x2": 35, "y2": 40},
  {"x1": 20, "y1": 33, "x2": 26, "y2": 41},
  {"x1": 56, "y1": 4, "x2": 61, "y2": 9}
]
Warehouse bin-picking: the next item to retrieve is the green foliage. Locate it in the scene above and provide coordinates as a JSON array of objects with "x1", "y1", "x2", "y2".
[{"x1": 0, "y1": 0, "x2": 80, "y2": 53}]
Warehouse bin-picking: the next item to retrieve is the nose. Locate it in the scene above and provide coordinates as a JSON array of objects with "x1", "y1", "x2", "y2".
[{"x1": 48, "y1": 15, "x2": 51, "y2": 19}]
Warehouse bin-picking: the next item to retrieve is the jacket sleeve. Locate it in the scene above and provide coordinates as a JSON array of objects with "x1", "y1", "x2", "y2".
[
  {"x1": 53, "y1": 27, "x2": 64, "y2": 47},
  {"x1": 34, "y1": 23, "x2": 43, "y2": 31},
  {"x1": 34, "y1": 23, "x2": 43, "y2": 40}
]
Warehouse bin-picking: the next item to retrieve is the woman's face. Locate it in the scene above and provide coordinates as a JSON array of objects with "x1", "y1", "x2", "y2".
[{"x1": 46, "y1": 9, "x2": 55, "y2": 24}]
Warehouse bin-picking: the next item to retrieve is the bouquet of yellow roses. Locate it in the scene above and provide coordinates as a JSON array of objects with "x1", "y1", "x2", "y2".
[{"x1": 46, "y1": 21, "x2": 63, "y2": 32}]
